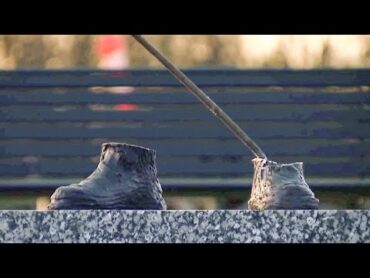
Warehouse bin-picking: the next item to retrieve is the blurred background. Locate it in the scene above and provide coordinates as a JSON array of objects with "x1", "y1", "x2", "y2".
[
  {"x1": 0, "y1": 35, "x2": 370, "y2": 210},
  {"x1": 1, "y1": 35, "x2": 370, "y2": 69}
]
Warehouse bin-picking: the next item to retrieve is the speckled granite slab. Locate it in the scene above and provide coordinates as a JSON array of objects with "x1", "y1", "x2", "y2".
[{"x1": 0, "y1": 210, "x2": 369, "y2": 243}]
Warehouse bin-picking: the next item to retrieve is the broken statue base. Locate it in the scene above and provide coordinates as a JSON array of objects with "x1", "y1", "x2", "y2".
[
  {"x1": 248, "y1": 158, "x2": 319, "y2": 210},
  {"x1": 48, "y1": 142, "x2": 166, "y2": 210}
]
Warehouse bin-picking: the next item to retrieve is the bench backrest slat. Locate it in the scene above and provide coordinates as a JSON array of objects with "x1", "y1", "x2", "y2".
[
  {"x1": 0, "y1": 69, "x2": 369, "y2": 189},
  {"x1": 1, "y1": 69, "x2": 370, "y2": 87},
  {"x1": 1, "y1": 90, "x2": 370, "y2": 104}
]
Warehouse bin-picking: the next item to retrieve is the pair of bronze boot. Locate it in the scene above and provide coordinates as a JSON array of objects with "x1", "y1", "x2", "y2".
[
  {"x1": 48, "y1": 143, "x2": 319, "y2": 210},
  {"x1": 48, "y1": 143, "x2": 166, "y2": 210}
]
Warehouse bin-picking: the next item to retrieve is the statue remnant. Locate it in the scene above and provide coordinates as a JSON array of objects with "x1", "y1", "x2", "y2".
[
  {"x1": 248, "y1": 158, "x2": 319, "y2": 210},
  {"x1": 48, "y1": 143, "x2": 166, "y2": 210},
  {"x1": 132, "y1": 35, "x2": 320, "y2": 210}
]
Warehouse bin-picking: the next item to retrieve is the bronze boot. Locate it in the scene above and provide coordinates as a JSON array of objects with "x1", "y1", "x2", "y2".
[
  {"x1": 48, "y1": 143, "x2": 167, "y2": 210},
  {"x1": 248, "y1": 158, "x2": 319, "y2": 210}
]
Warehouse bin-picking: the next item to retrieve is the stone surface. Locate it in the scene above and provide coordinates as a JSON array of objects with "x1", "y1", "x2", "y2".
[
  {"x1": 0, "y1": 210, "x2": 369, "y2": 243},
  {"x1": 248, "y1": 158, "x2": 319, "y2": 210},
  {"x1": 48, "y1": 143, "x2": 166, "y2": 210}
]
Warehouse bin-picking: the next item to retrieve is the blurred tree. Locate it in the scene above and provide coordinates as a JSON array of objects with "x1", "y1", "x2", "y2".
[
  {"x1": 0, "y1": 35, "x2": 94, "y2": 68},
  {"x1": 3, "y1": 35, "x2": 45, "y2": 67},
  {"x1": 0, "y1": 35, "x2": 370, "y2": 69},
  {"x1": 118, "y1": 35, "x2": 245, "y2": 68},
  {"x1": 72, "y1": 35, "x2": 95, "y2": 67},
  {"x1": 321, "y1": 39, "x2": 332, "y2": 67}
]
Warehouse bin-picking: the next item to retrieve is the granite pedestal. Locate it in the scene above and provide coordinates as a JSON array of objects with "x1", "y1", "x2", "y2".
[{"x1": 0, "y1": 210, "x2": 369, "y2": 243}]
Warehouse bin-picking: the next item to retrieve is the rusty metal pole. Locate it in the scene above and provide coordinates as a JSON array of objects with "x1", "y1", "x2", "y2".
[{"x1": 132, "y1": 35, "x2": 267, "y2": 159}]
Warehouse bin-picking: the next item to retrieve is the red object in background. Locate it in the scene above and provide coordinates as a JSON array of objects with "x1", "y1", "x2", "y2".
[
  {"x1": 96, "y1": 35, "x2": 127, "y2": 57},
  {"x1": 113, "y1": 103, "x2": 139, "y2": 111},
  {"x1": 95, "y1": 35, "x2": 130, "y2": 69},
  {"x1": 95, "y1": 35, "x2": 136, "y2": 110}
]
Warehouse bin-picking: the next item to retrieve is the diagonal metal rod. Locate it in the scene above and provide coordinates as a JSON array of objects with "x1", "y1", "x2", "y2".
[{"x1": 132, "y1": 35, "x2": 267, "y2": 159}]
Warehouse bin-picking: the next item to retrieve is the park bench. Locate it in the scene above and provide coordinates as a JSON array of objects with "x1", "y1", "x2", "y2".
[{"x1": 0, "y1": 68, "x2": 369, "y2": 194}]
